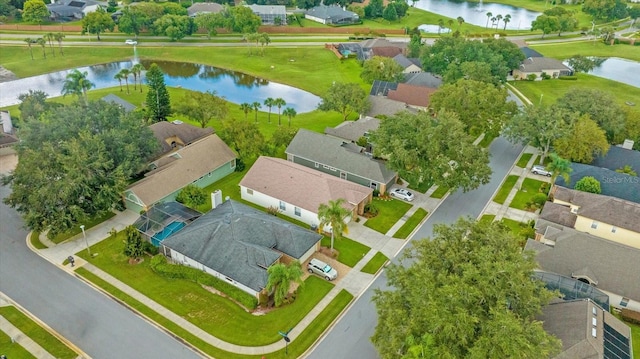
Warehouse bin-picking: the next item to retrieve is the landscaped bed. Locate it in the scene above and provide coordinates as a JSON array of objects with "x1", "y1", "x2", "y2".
[
  {"x1": 364, "y1": 198, "x2": 412, "y2": 234},
  {"x1": 393, "y1": 208, "x2": 428, "y2": 239},
  {"x1": 77, "y1": 232, "x2": 334, "y2": 346}
]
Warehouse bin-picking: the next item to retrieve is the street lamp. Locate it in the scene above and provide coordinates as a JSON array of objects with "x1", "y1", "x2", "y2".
[
  {"x1": 80, "y1": 225, "x2": 91, "y2": 257},
  {"x1": 278, "y1": 329, "x2": 292, "y2": 355}
]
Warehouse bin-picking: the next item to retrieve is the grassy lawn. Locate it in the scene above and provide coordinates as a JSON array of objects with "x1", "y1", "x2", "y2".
[
  {"x1": 612, "y1": 311, "x2": 640, "y2": 359},
  {"x1": 48, "y1": 210, "x2": 115, "y2": 244},
  {"x1": 361, "y1": 252, "x2": 389, "y2": 274},
  {"x1": 479, "y1": 214, "x2": 496, "y2": 223},
  {"x1": 493, "y1": 175, "x2": 518, "y2": 205},
  {"x1": 478, "y1": 133, "x2": 498, "y2": 148},
  {"x1": 320, "y1": 236, "x2": 371, "y2": 267},
  {"x1": 531, "y1": 40, "x2": 640, "y2": 62},
  {"x1": 407, "y1": 181, "x2": 432, "y2": 194},
  {"x1": 516, "y1": 153, "x2": 534, "y2": 168},
  {"x1": 509, "y1": 73, "x2": 640, "y2": 108},
  {"x1": 77, "y1": 232, "x2": 334, "y2": 346},
  {"x1": 0, "y1": 330, "x2": 35, "y2": 359},
  {"x1": 509, "y1": 177, "x2": 547, "y2": 210},
  {"x1": 0, "y1": 306, "x2": 77, "y2": 359},
  {"x1": 363, "y1": 198, "x2": 412, "y2": 234},
  {"x1": 29, "y1": 231, "x2": 47, "y2": 249},
  {"x1": 393, "y1": 208, "x2": 428, "y2": 239},
  {"x1": 430, "y1": 186, "x2": 449, "y2": 199}
]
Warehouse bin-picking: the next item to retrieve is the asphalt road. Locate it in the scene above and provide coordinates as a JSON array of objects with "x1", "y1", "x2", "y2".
[
  {"x1": 0, "y1": 184, "x2": 202, "y2": 359},
  {"x1": 307, "y1": 136, "x2": 524, "y2": 359}
]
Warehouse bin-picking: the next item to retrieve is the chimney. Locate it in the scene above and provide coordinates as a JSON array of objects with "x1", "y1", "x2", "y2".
[{"x1": 622, "y1": 139, "x2": 634, "y2": 150}]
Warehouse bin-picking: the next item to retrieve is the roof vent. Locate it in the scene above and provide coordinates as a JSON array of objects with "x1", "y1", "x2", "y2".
[{"x1": 172, "y1": 120, "x2": 184, "y2": 125}]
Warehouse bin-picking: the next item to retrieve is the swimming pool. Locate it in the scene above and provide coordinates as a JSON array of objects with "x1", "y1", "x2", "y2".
[{"x1": 151, "y1": 221, "x2": 186, "y2": 246}]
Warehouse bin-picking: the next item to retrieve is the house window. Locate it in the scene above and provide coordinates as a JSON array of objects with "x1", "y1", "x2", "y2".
[
  {"x1": 591, "y1": 221, "x2": 598, "y2": 229},
  {"x1": 340, "y1": 172, "x2": 347, "y2": 180},
  {"x1": 322, "y1": 165, "x2": 336, "y2": 171},
  {"x1": 620, "y1": 297, "x2": 630, "y2": 307},
  {"x1": 611, "y1": 226, "x2": 617, "y2": 233},
  {"x1": 294, "y1": 207, "x2": 301, "y2": 217},
  {"x1": 314, "y1": 162, "x2": 319, "y2": 168},
  {"x1": 279, "y1": 201, "x2": 286, "y2": 211},
  {"x1": 230, "y1": 159, "x2": 236, "y2": 169},
  {"x1": 246, "y1": 188, "x2": 253, "y2": 195}
]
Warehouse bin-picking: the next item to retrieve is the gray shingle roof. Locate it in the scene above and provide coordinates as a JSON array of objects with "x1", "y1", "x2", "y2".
[
  {"x1": 392, "y1": 54, "x2": 415, "y2": 69},
  {"x1": 305, "y1": 5, "x2": 359, "y2": 22},
  {"x1": 285, "y1": 129, "x2": 397, "y2": 184},
  {"x1": 403, "y1": 72, "x2": 443, "y2": 88},
  {"x1": 162, "y1": 200, "x2": 322, "y2": 292},
  {"x1": 519, "y1": 57, "x2": 572, "y2": 73},
  {"x1": 149, "y1": 121, "x2": 213, "y2": 155},
  {"x1": 520, "y1": 47, "x2": 544, "y2": 58},
  {"x1": 539, "y1": 201, "x2": 577, "y2": 228},
  {"x1": 555, "y1": 163, "x2": 640, "y2": 203},
  {"x1": 526, "y1": 224, "x2": 640, "y2": 302},
  {"x1": 367, "y1": 95, "x2": 417, "y2": 117},
  {"x1": 590, "y1": 146, "x2": 640, "y2": 174},
  {"x1": 324, "y1": 116, "x2": 380, "y2": 142},
  {"x1": 187, "y1": 2, "x2": 223, "y2": 16}
]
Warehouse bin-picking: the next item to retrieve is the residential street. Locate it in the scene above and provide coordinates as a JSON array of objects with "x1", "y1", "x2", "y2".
[
  {"x1": 306, "y1": 136, "x2": 524, "y2": 359},
  {"x1": 0, "y1": 185, "x2": 202, "y2": 359}
]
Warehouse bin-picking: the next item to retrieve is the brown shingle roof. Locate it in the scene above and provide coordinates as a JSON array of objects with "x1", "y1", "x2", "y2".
[
  {"x1": 239, "y1": 156, "x2": 372, "y2": 213},
  {"x1": 371, "y1": 47, "x2": 403, "y2": 58},
  {"x1": 386, "y1": 83, "x2": 435, "y2": 108},
  {"x1": 149, "y1": 121, "x2": 213, "y2": 156},
  {"x1": 128, "y1": 135, "x2": 235, "y2": 207}
]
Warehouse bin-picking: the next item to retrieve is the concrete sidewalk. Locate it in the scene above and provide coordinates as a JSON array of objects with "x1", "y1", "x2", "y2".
[{"x1": 0, "y1": 315, "x2": 57, "y2": 359}]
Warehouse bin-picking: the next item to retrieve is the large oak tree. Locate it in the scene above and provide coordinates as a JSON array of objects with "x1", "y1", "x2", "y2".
[
  {"x1": 554, "y1": 114, "x2": 610, "y2": 163},
  {"x1": 369, "y1": 110, "x2": 491, "y2": 192},
  {"x1": 372, "y1": 218, "x2": 562, "y2": 359},
  {"x1": 318, "y1": 82, "x2": 369, "y2": 121}
]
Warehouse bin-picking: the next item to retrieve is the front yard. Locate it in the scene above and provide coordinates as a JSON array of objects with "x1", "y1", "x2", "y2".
[
  {"x1": 364, "y1": 198, "x2": 412, "y2": 234},
  {"x1": 320, "y1": 236, "x2": 370, "y2": 267},
  {"x1": 509, "y1": 178, "x2": 549, "y2": 211}
]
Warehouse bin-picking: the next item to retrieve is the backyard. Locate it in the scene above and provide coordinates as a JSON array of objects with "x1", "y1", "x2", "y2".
[{"x1": 363, "y1": 198, "x2": 413, "y2": 234}]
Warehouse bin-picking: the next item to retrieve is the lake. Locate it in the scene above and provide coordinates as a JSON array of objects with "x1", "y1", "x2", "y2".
[
  {"x1": 587, "y1": 57, "x2": 640, "y2": 88},
  {"x1": 0, "y1": 60, "x2": 322, "y2": 112}
]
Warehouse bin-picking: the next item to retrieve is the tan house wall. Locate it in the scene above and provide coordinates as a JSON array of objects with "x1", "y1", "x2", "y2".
[{"x1": 574, "y1": 216, "x2": 640, "y2": 249}]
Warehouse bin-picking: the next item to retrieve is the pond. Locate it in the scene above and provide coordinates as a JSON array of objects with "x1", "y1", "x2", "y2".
[
  {"x1": 586, "y1": 57, "x2": 640, "y2": 88},
  {"x1": 0, "y1": 60, "x2": 321, "y2": 112},
  {"x1": 412, "y1": 0, "x2": 541, "y2": 30}
]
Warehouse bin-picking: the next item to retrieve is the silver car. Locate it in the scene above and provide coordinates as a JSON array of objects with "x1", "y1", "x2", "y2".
[
  {"x1": 390, "y1": 188, "x2": 415, "y2": 201},
  {"x1": 531, "y1": 165, "x2": 552, "y2": 177},
  {"x1": 307, "y1": 258, "x2": 338, "y2": 281}
]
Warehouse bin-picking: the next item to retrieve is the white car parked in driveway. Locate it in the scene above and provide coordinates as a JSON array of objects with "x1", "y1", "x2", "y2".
[
  {"x1": 307, "y1": 258, "x2": 338, "y2": 281},
  {"x1": 390, "y1": 188, "x2": 414, "y2": 201},
  {"x1": 531, "y1": 165, "x2": 552, "y2": 177}
]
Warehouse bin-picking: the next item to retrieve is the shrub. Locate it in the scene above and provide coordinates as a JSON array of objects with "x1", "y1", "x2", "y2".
[
  {"x1": 365, "y1": 202, "x2": 379, "y2": 216},
  {"x1": 267, "y1": 206, "x2": 280, "y2": 216},
  {"x1": 123, "y1": 225, "x2": 144, "y2": 259},
  {"x1": 175, "y1": 184, "x2": 206, "y2": 208},
  {"x1": 539, "y1": 182, "x2": 550, "y2": 194},
  {"x1": 541, "y1": 73, "x2": 551, "y2": 80},
  {"x1": 575, "y1": 176, "x2": 601, "y2": 194},
  {"x1": 527, "y1": 73, "x2": 537, "y2": 81},
  {"x1": 559, "y1": 76, "x2": 578, "y2": 80},
  {"x1": 143, "y1": 241, "x2": 159, "y2": 255},
  {"x1": 150, "y1": 255, "x2": 258, "y2": 309},
  {"x1": 234, "y1": 158, "x2": 246, "y2": 172},
  {"x1": 526, "y1": 193, "x2": 548, "y2": 210},
  {"x1": 373, "y1": 189, "x2": 380, "y2": 197}
]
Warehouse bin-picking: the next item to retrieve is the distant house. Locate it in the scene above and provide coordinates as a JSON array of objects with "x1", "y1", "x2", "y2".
[
  {"x1": 123, "y1": 134, "x2": 236, "y2": 213},
  {"x1": 392, "y1": 54, "x2": 422, "y2": 74},
  {"x1": 403, "y1": 72, "x2": 443, "y2": 88},
  {"x1": 386, "y1": 83, "x2": 435, "y2": 109},
  {"x1": 542, "y1": 186, "x2": 640, "y2": 248},
  {"x1": 286, "y1": 129, "x2": 397, "y2": 193},
  {"x1": 529, "y1": 219, "x2": 640, "y2": 311},
  {"x1": 149, "y1": 120, "x2": 213, "y2": 157},
  {"x1": 0, "y1": 111, "x2": 18, "y2": 155},
  {"x1": 305, "y1": 5, "x2": 359, "y2": 25},
  {"x1": 367, "y1": 95, "x2": 417, "y2": 117},
  {"x1": 519, "y1": 46, "x2": 544, "y2": 58},
  {"x1": 538, "y1": 299, "x2": 632, "y2": 359},
  {"x1": 101, "y1": 94, "x2": 136, "y2": 113},
  {"x1": 513, "y1": 57, "x2": 573, "y2": 80},
  {"x1": 554, "y1": 162, "x2": 640, "y2": 204},
  {"x1": 359, "y1": 38, "x2": 407, "y2": 60},
  {"x1": 245, "y1": 4, "x2": 287, "y2": 25},
  {"x1": 187, "y1": 2, "x2": 223, "y2": 17},
  {"x1": 590, "y1": 145, "x2": 640, "y2": 175},
  {"x1": 47, "y1": 0, "x2": 105, "y2": 20},
  {"x1": 324, "y1": 116, "x2": 380, "y2": 144},
  {"x1": 240, "y1": 156, "x2": 373, "y2": 228},
  {"x1": 160, "y1": 199, "x2": 322, "y2": 297}
]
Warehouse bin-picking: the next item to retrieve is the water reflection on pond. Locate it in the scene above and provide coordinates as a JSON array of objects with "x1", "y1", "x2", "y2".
[
  {"x1": 586, "y1": 57, "x2": 640, "y2": 88},
  {"x1": 412, "y1": 0, "x2": 540, "y2": 30},
  {"x1": 0, "y1": 60, "x2": 321, "y2": 112}
]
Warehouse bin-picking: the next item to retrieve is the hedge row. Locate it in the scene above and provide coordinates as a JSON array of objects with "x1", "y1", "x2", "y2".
[{"x1": 150, "y1": 256, "x2": 258, "y2": 309}]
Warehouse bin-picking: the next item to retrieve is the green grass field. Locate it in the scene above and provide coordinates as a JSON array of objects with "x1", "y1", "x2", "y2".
[
  {"x1": 361, "y1": 251, "x2": 389, "y2": 274},
  {"x1": 0, "y1": 306, "x2": 77, "y2": 359},
  {"x1": 516, "y1": 153, "x2": 534, "y2": 168},
  {"x1": 364, "y1": 198, "x2": 412, "y2": 234},
  {"x1": 321, "y1": 236, "x2": 371, "y2": 267},
  {"x1": 493, "y1": 175, "x2": 519, "y2": 205},
  {"x1": 531, "y1": 40, "x2": 640, "y2": 62},
  {"x1": 392, "y1": 208, "x2": 428, "y2": 239},
  {"x1": 430, "y1": 186, "x2": 449, "y2": 199}
]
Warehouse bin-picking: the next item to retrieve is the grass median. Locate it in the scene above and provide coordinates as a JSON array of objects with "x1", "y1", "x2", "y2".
[
  {"x1": 361, "y1": 252, "x2": 389, "y2": 274},
  {"x1": 393, "y1": 208, "x2": 428, "y2": 239},
  {"x1": 493, "y1": 175, "x2": 518, "y2": 205}
]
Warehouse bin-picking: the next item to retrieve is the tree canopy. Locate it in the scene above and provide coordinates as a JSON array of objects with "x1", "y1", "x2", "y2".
[
  {"x1": 429, "y1": 79, "x2": 517, "y2": 138},
  {"x1": 575, "y1": 176, "x2": 602, "y2": 194},
  {"x1": 145, "y1": 63, "x2": 171, "y2": 122},
  {"x1": 317, "y1": 198, "x2": 350, "y2": 252},
  {"x1": 3, "y1": 101, "x2": 158, "y2": 236},
  {"x1": 554, "y1": 114, "x2": 609, "y2": 163},
  {"x1": 266, "y1": 261, "x2": 303, "y2": 307},
  {"x1": 21, "y1": 0, "x2": 48, "y2": 24},
  {"x1": 372, "y1": 218, "x2": 562, "y2": 359},
  {"x1": 153, "y1": 14, "x2": 195, "y2": 41},
  {"x1": 360, "y1": 56, "x2": 404, "y2": 84},
  {"x1": 175, "y1": 90, "x2": 227, "y2": 128},
  {"x1": 218, "y1": 118, "x2": 266, "y2": 160},
  {"x1": 369, "y1": 111, "x2": 491, "y2": 192},
  {"x1": 318, "y1": 82, "x2": 369, "y2": 121},
  {"x1": 81, "y1": 8, "x2": 115, "y2": 41}
]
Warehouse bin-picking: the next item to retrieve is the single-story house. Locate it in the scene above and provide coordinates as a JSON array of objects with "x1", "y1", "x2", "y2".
[
  {"x1": 513, "y1": 57, "x2": 573, "y2": 80},
  {"x1": 544, "y1": 186, "x2": 640, "y2": 248},
  {"x1": 160, "y1": 199, "x2": 322, "y2": 297},
  {"x1": 590, "y1": 145, "x2": 640, "y2": 174},
  {"x1": 359, "y1": 38, "x2": 407, "y2": 60},
  {"x1": 403, "y1": 72, "x2": 443, "y2": 89},
  {"x1": 149, "y1": 120, "x2": 213, "y2": 157},
  {"x1": 286, "y1": 129, "x2": 397, "y2": 193},
  {"x1": 324, "y1": 115, "x2": 380, "y2": 146},
  {"x1": 554, "y1": 162, "x2": 640, "y2": 204},
  {"x1": 519, "y1": 46, "x2": 544, "y2": 58},
  {"x1": 123, "y1": 134, "x2": 236, "y2": 213},
  {"x1": 240, "y1": 156, "x2": 373, "y2": 228},
  {"x1": 187, "y1": 2, "x2": 223, "y2": 17},
  {"x1": 529, "y1": 219, "x2": 640, "y2": 311},
  {"x1": 101, "y1": 94, "x2": 136, "y2": 113},
  {"x1": 367, "y1": 95, "x2": 418, "y2": 117},
  {"x1": 386, "y1": 83, "x2": 436, "y2": 109},
  {"x1": 538, "y1": 299, "x2": 632, "y2": 359},
  {"x1": 245, "y1": 4, "x2": 287, "y2": 25},
  {"x1": 47, "y1": 0, "x2": 105, "y2": 20},
  {"x1": 305, "y1": 5, "x2": 359, "y2": 25},
  {"x1": 392, "y1": 54, "x2": 422, "y2": 74}
]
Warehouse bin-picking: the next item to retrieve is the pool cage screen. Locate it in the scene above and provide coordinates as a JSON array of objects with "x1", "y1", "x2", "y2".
[{"x1": 133, "y1": 201, "x2": 202, "y2": 246}]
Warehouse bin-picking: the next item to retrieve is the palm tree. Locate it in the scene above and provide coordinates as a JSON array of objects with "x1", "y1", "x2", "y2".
[
  {"x1": 264, "y1": 97, "x2": 274, "y2": 124},
  {"x1": 118, "y1": 68, "x2": 131, "y2": 94},
  {"x1": 457, "y1": 16, "x2": 465, "y2": 30},
  {"x1": 317, "y1": 198, "x2": 350, "y2": 252},
  {"x1": 266, "y1": 261, "x2": 303, "y2": 307},
  {"x1": 24, "y1": 38, "x2": 35, "y2": 60},
  {"x1": 283, "y1": 107, "x2": 296, "y2": 127},
  {"x1": 495, "y1": 14, "x2": 503, "y2": 29},
  {"x1": 239, "y1": 103, "x2": 252, "y2": 120},
  {"x1": 273, "y1": 98, "x2": 286, "y2": 126},
  {"x1": 437, "y1": 19, "x2": 445, "y2": 34},
  {"x1": 490, "y1": 16, "x2": 497, "y2": 29},
  {"x1": 114, "y1": 72, "x2": 124, "y2": 92},
  {"x1": 54, "y1": 32, "x2": 65, "y2": 55},
  {"x1": 62, "y1": 69, "x2": 95, "y2": 103},
  {"x1": 503, "y1": 14, "x2": 511, "y2": 30},
  {"x1": 44, "y1": 32, "x2": 55, "y2": 57},
  {"x1": 131, "y1": 63, "x2": 145, "y2": 93},
  {"x1": 447, "y1": 19, "x2": 454, "y2": 33},
  {"x1": 547, "y1": 153, "x2": 572, "y2": 185},
  {"x1": 252, "y1": 101, "x2": 261, "y2": 123},
  {"x1": 36, "y1": 37, "x2": 46, "y2": 59},
  {"x1": 485, "y1": 12, "x2": 492, "y2": 28}
]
